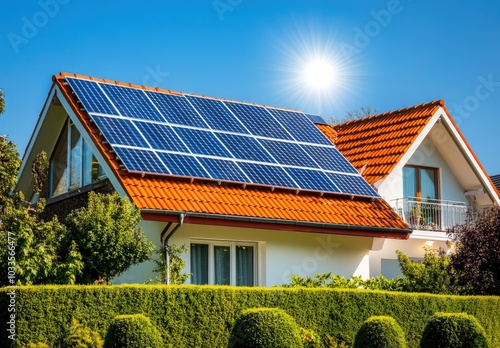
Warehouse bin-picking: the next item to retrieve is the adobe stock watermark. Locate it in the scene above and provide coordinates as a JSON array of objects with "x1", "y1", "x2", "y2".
[
  {"x1": 142, "y1": 65, "x2": 169, "y2": 88},
  {"x1": 6, "y1": 231, "x2": 17, "y2": 341},
  {"x1": 339, "y1": 0, "x2": 411, "y2": 63},
  {"x1": 212, "y1": 0, "x2": 243, "y2": 21},
  {"x1": 451, "y1": 74, "x2": 500, "y2": 127},
  {"x1": 280, "y1": 235, "x2": 340, "y2": 284},
  {"x1": 7, "y1": 0, "x2": 71, "y2": 54}
]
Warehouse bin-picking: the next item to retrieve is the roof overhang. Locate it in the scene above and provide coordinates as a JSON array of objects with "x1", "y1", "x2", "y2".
[{"x1": 141, "y1": 209, "x2": 411, "y2": 239}]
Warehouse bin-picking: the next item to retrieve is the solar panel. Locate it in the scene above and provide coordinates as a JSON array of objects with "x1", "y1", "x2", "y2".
[
  {"x1": 305, "y1": 113, "x2": 328, "y2": 125},
  {"x1": 65, "y1": 76, "x2": 379, "y2": 198},
  {"x1": 223, "y1": 102, "x2": 293, "y2": 140}
]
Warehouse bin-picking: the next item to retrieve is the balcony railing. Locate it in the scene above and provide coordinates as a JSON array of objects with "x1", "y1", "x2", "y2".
[{"x1": 391, "y1": 197, "x2": 468, "y2": 231}]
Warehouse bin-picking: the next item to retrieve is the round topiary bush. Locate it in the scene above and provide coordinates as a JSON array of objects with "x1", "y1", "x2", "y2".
[
  {"x1": 420, "y1": 312, "x2": 488, "y2": 348},
  {"x1": 354, "y1": 316, "x2": 406, "y2": 348},
  {"x1": 228, "y1": 307, "x2": 302, "y2": 348},
  {"x1": 103, "y1": 314, "x2": 163, "y2": 348}
]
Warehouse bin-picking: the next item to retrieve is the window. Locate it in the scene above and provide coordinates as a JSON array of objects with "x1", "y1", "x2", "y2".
[
  {"x1": 190, "y1": 241, "x2": 256, "y2": 286},
  {"x1": 50, "y1": 120, "x2": 105, "y2": 196},
  {"x1": 403, "y1": 166, "x2": 438, "y2": 200}
]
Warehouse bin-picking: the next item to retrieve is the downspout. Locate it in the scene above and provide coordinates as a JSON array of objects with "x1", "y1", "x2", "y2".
[{"x1": 161, "y1": 213, "x2": 185, "y2": 284}]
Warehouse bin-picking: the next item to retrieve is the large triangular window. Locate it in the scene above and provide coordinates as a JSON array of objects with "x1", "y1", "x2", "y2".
[{"x1": 50, "y1": 120, "x2": 105, "y2": 197}]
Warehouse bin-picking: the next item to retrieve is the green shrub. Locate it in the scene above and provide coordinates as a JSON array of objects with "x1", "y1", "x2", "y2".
[
  {"x1": 62, "y1": 318, "x2": 103, "y2": 348},
  {"x1": 24, "y1": 343, "x2": 50, "y2": 348},
  {"x1": 2, "y1": 285, "x2": 499, "y2": 347},
  {"x1": 103, "y1": 314, "x2": 163, "y2": 348},
  {"x1": 420, "y1": 312, "x2": 488, "y2": 348},
  {"x1": 228, "y1": 308, "x2": 302, "y2": 348},
  {"x1": 354, "y1": 316, "x2": 406, "y2": 348},
  {"x1": 299, "y1": 327, "x2": 322, "y2": 348}
]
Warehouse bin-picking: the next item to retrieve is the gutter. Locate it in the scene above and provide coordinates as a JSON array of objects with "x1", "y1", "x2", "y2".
[
  {"x1": 142, "y1": 209, "x2": 411, "y2": 236},
  {"x1": 160, "y1": 213, "x2": 184, "y2": 284}
]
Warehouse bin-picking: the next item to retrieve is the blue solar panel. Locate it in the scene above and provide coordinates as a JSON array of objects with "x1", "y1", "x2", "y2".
[
  {"x1": 99, "y1": 83, "x2": 164, "y2": 122},
  {"x1": 186, "y1": 95, "x2": 249, "y2": 134},
  {"x1": 237, "y1": 162, "x2": 296, "y2": 188},
  {"x1": 216, "y1": 133, "x2": 275, "y2": 163},
  {"x1": 91, "y1": 116, "x2": 149, "y2": 148},
  {"x1": 134, "y1": 121, "x2": 188, "y2": 153},
  {"x1": 67, "y1": 76, "x2": 379, "y2": 198},
  {"x1": 285, "y1": 168, "x2": 340, "y2": 193},
  {"x1": 266, "y1": 109, "x2": 331, "y2": 145},
  {"x1": 114, "y1": 147, "x2": 167, "y2": 174},
  {"x1": 198, "y1": 157, "x2": 250, "y2": 183},
  {"x1": 259, "y1": 139, "x2": 318, "y2": 168},
  {"x1": 326, "y1": 173, "x2": 379, "y2": 197},
  {"x1": 173, "y1": 127, "x2": 232, "y2": 158},
  {"x1": 302, "y1": 145, "x2": 358, "y2": 174},
  {"x1": 66, "y1": 78, "x2": 118, "y2": 115},
  {"x1": 157, "y1": 152, "x2": 208, "y2": 178},
  {"x1": 305, "y1": 113, "x2": 328, "y2": 125},
  {"x1": 146, "y1": 91, "x2": 207, "y2": 128},
  {"x1": 224, "y1": 102, "x2": 293, "y2": 140}
]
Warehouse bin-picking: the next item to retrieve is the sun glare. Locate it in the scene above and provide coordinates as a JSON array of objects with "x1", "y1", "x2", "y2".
[{"x1": 302, "y1": 57, "x2": 336, "y2": 91}]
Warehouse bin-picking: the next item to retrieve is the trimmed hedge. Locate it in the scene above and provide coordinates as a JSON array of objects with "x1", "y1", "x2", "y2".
[
  {"x1": 104, "y1": 314, "x2": 163, "y2": 348},
  {"x1": 420, "y1": 312, "x2": 488, "y2": 348},
  {"x1": 1, "y1": 285, "x2": 499, "y2": 348},
  {"x1": 228, "y1": 307, "x2": 302, "y2": 347},
  {"x1": 354, "y1": 316, "x2": 406, "y2": 348}
]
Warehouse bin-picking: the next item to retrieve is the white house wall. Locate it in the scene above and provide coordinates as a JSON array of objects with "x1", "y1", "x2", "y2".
[{"x1": 113, "y1": 221, "x2": 378, "y2": 286}]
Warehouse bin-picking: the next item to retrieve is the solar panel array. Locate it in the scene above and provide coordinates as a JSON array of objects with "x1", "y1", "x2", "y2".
[{"x1": 65, "y1": 77, "x2": 378, "y2": 197}]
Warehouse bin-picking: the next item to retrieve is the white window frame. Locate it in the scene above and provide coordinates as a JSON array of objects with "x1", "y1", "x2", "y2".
[{"x1": 190, "y1": 239, "x2": 258, "y2": 286}]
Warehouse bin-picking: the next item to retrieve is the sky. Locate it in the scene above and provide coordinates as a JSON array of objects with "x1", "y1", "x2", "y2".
[{"x1": 1, "y1": 1, "x2": 499, "y2": 174}]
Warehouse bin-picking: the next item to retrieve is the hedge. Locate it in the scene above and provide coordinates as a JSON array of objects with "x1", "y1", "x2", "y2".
[{"x1": 1, "y1": 285, "x2": 499, "y2": 348}]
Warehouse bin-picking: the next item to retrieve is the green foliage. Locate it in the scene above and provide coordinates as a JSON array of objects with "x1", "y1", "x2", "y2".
[
  {"x1": 281, "y1": 272, "x2": 405, "y2": 292},
  {"x1": 448, "y1": 208, "x2": 500, "y2": 295},
  {"x1": 103, "y1": 314, "x2": 163, "y2": 348},
  {"x1": 325, "y1": 336, "x2": 349, "y2": 348},
  {"x1": 146, "y1": 244, "x2": 191, "y2": 284},
  {"x1": 0, "y1": 135, "x2": 21, "y2": 201},
  {"x1": 420, "y1": 312, "x2": 489, "y2": 348},
  {"x1": 396, "y1": 246, "x2": 452, "y2": 294},
  {"x1": 24, "y1": 343, "x2": 50, "y2": 348},
  {"x1": 62, "y1": 318, "x2": 103, "y2": 348},
  {"x1": 1, "y1": 285, "x2": 499, "y2": 348},
  {"x1": 228, "y1": 307, "x2": 302, "y2": 348},
  {"x1": 64, "y1": 191, "x2": 155, "y2": 283},
  {"x1": 300, "y1": 328, "x2": 322, "y2": 348},
  {"x1": 354, "y1": 316, "x2": 406, "y2": 348}
]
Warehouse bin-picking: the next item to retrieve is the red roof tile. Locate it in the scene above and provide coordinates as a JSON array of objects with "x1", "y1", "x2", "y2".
[{"x1": 53, "y1": 73, "x2": 410, "y2": 238}]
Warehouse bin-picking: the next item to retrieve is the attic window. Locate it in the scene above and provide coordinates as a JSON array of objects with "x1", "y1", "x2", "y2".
[{"x1": 50, "y1": 120, "x2": 105, "y2": 197}]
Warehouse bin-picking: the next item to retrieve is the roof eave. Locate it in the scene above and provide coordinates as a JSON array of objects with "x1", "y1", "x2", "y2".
[{"x1": 141, "y1": 209, "x2": 411, "y2": 240}]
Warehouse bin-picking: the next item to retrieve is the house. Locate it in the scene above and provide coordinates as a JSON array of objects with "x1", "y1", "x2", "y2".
[
  {"x1": 16, "y1": 73, "x2": 410, "y2": 286},
  {"x1": 328, "y1": 100, "x2": 500, "y2": 278}
]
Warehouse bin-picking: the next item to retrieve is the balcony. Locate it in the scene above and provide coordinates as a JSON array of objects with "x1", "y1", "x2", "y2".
[{"x1": 391, "y1": 197, "x2": 468, "y2": 232}]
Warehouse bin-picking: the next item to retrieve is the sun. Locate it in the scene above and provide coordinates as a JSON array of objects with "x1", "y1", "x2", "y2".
[{"x1": 302, "y1": 57, "x2": 337, "y2": 91}]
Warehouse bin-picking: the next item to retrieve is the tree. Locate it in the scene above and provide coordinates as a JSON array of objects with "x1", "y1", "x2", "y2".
[
  {"x1": 396, "y1": 246, "x2": 452, "y2": 294},
  {"x1": 330, "y1": 106, "x2": 378, "y2": 125},
  {"x1": 146, "y1": 244, "x2": 191, "y2": 284},
  {"x1": 448, "y1": 208, "x2": 500, "y2": 295},
  {"x1": 64, "y1": 191, "x2": 155, "y2": 283}
]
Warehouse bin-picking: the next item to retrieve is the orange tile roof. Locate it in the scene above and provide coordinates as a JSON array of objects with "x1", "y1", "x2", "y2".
[
  {"x1": 330, "y1": 100, "x2": 444, "y2": 186},
  {"x1": 53, "y1": 73, "x2": 410, "y2": 238}
]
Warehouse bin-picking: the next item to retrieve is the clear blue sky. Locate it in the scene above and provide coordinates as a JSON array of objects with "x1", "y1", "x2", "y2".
[{"x1": 1, "y1": 1, "x2": 499, "y2": 174}]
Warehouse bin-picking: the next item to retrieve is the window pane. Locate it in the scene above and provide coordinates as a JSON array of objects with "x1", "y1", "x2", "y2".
[
  {"x1": 82, "y1": 140, "x2": 93, "y2": 186},
  {"x1": 214, "y1": 245, "x2": 230, "y2": 285},
  {"x1": 190, "y1": 244, "x2": 208, "y2": 285},
  {"x1": 420, "y1": 168, "x2": 437, "y2": 200},
  {"x1": 50, "y1": 126, "x2": 68, "y2": 196},
  {"x1": 236, "y1": 245, "x2": 254, "y2": 286},
  {"x1": 69, "y1": 124, "x2": 82, "y2": 188},
  {"x1": 403, "y1": 167, "x2": 417, "y2": 198}
]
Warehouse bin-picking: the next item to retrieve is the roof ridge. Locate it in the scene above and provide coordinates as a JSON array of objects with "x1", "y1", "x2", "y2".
[
  {"x1": 56, "y1": 72, "x2": 303, "y2": 113},
  {"x1": 335, "y1": 99, "x2": 444, "y2": 128}
]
